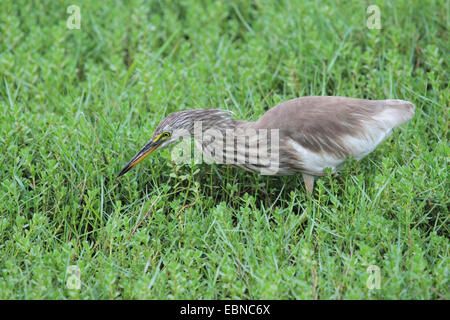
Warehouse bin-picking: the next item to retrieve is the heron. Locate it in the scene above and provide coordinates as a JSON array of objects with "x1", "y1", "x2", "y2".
[{"x1": 118, "y1": 96, "x2": 415, "y2": 194}]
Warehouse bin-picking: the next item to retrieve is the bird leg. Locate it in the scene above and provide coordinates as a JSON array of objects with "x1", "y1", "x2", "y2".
[
  {"x1": 298, "y1": 173, "x2": 315, "y2": 224},
  {"x1": 302, "y1": 173, "x2": 315, "y2": 196}
]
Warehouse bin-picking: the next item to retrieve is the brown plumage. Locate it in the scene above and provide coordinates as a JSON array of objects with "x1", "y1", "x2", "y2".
[{"x1": 118, "y1": 96, "x2": 415, "y2": 194}]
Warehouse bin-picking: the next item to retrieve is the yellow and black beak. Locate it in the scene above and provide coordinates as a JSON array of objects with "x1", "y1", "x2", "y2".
[{"x1": 117, "y1": 139, "x2": 162, "y2": 178}]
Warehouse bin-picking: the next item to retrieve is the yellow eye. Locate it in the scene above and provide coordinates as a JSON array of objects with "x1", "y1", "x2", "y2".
[{"x1": 162, "y1": 132, "x2": 171, "y2": 138}]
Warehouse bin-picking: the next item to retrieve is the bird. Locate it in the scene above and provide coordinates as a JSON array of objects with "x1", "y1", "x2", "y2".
[{"x1": 117, "y1": 96, "x2": 415, "y2": 194}]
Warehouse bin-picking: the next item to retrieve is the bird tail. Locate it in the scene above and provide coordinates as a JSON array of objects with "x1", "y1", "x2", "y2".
[{"x1": 374, "y1": 99, "x2": 415, "y2": 129}]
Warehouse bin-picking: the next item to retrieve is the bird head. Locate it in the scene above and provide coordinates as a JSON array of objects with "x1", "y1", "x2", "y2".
[{"x1": 117, "y1": 109, "x2": 235, "y2": 177}]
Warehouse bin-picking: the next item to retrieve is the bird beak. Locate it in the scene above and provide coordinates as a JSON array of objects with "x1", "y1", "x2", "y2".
[{"x1": 117, "y1": 139, "x2": 161, "y2": 177}]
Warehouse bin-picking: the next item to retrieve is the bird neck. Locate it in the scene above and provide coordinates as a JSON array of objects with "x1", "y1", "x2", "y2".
[{"x1": 182, "y1": 109, "x2": 249, "y2": 134}]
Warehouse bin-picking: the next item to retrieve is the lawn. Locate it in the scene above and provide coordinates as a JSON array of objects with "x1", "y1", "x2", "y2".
[{"x1": 0, "y1": 0, "x2": 448, "y2": 299}]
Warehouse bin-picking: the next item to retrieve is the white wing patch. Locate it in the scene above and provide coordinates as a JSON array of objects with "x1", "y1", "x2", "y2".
[
  {"x1": 288, "y1": 138, "x2": 344, "y2": 174},
  {"x1": 344, "y1": 123, "x2": 391, "y2": 160},
  {"x1": 288, "y1": 128, "x2": 389, "y2": 174}
]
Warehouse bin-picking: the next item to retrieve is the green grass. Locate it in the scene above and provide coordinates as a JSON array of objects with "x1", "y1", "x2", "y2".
[{"x1": 0, "y1": 0, "x2": 448, "y2": 299}]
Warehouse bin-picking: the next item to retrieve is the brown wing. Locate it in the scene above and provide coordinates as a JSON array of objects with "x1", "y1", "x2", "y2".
[{"x1": 254, "y1": 96, "x2": 415, "y2": 159}]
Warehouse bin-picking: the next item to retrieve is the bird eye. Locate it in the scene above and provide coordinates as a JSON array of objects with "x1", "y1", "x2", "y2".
[{"x1": 162, "y1": 132, "x2": 171, "y2": 138}]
